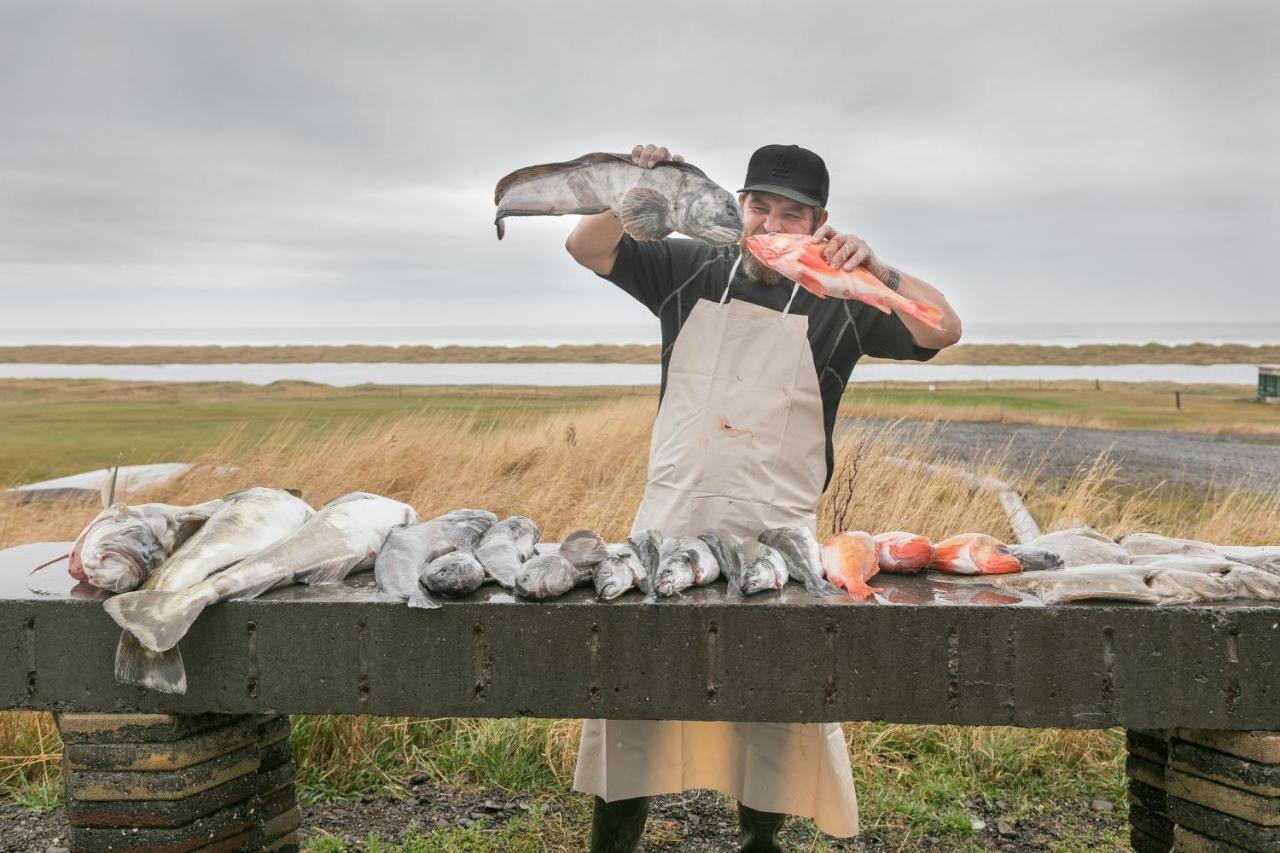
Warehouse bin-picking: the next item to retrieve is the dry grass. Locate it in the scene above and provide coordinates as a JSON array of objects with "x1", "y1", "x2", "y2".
[{"x1": 2, "y1": 400, "x2": 1278, "y2": 815}]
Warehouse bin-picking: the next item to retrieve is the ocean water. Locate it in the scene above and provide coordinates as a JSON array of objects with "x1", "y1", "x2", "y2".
[
  {"x1": 0, "y1": 362, "x2": 1260, "y2": 386},
  {"x1": 1, "y1": 322, "x2": 1276, "y2": 347}
]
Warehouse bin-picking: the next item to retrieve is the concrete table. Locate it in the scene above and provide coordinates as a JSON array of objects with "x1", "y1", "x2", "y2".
[{"x1": 3, "y1": 541, "x2": 1278, "y2": 851}]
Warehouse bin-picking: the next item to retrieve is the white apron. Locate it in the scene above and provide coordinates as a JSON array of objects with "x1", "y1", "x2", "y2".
[{"x1": 573, "y1": 275, "x2": 860, "y2": 839}]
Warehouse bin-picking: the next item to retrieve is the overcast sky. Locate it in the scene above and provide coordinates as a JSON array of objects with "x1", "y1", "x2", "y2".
[{"x1": 1, "y1": 0, "x2": 1276, "y2": 338}]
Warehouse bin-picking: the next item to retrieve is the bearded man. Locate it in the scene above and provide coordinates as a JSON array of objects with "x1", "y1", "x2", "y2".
[{"x1": 565, "y1": 143, "x2": 962, "y2": 852}]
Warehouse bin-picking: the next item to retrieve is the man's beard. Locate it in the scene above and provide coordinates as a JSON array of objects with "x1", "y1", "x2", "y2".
[{"x1": 739, "y1": 232, "x2": 786, "y2": 286}]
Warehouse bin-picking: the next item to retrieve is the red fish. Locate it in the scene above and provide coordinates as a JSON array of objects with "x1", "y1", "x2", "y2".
[
  {"x1": 873, "y1": 531, "x2": 935, "y2": 574},
  {"x1": 744, "y1": 232, "x2": 945, "y2": 331},
  {"x1": 931, "y1": 533, "x2": 1022, "y2": 575},
  {"x1": 819, "y1": 531, "x2": 882, "y2": 600}
]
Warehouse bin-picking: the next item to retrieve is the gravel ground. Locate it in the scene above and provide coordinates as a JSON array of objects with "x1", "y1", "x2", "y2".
[
  {"x1": 0, "y1": 786, "x2": 1125, "y2": 852},
  {"x1": 844, "y1": 417, "x2": 1280, "y2": 494}
]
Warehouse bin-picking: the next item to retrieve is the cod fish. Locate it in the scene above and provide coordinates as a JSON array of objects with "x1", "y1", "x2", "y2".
[
  {"x1": 114, "y1": 487, "x2": 315, "y2": 694},
  {"x1": 593, "y1": 543, "x2": 648, "y2": 602},
  {"x1": 1009, "y1": 545, "x2": 1066, "y2": 572},
  {"x1": 104, "y1": 493, "x2": 417, "y2": 670},
  {"x1": 995, "y1": 563, "x2": 1280, "y2": 606},
  {"x1": 931, "y1": 533, "x2": 1022, "y2": 575},
  {"x1": 759, "y1": 527, "x2": 842, "y2": 597},
  {"x1": 1027, "y1": 527, "x2": 1129, "y2": 567},
  {"x1": 873, "y1": 531, "x2": 934, "y2": 574},
  {"x1": 731, "y1": 541, "x2": 789, "y2": 596},
  {"x1": 374, "y1": 509, "x2": 496, "y2": 608},
  {"x1": 820, "y1": 531, "x2": 881, "y2": 600},
  {"x1": 494, "y1": 153, "x2": 742, "y2": 245},
  {"x1": 476, "y1": 516, "x2": 540, "y2": 589},
  {"x1": 422, "y1": 551, "x2": 486, "y2": 600},
  {"x1": 515, "y1": 553, "x2": 590, "y2": 600},
  {"x1": 651, "y1": 536, "x2": 720, "y2": 598},
  {"x1": 1119, "y1": 533, "x2": 1280, "y2": 572},
  {"x1": 68, "y1": 469, "x2": 223, "y2": 592},
  {"x1": 744, "y1": 233, "x2": 945, "y2": 331}
]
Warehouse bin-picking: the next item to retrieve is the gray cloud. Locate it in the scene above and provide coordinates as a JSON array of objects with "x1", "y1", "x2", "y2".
[{"x1": 0, "y1": 0, "x2": 1276, "y2": 336}]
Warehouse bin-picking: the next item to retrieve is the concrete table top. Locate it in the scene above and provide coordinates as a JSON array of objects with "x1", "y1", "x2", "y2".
[{"x1": 3, "y1": 542, "x2": 1277, "y2": 728}]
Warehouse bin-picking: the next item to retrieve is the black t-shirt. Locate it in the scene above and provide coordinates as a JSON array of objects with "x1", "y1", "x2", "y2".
[{"x1": 600, "y1": 235, "x2": 939, "y2": 490}]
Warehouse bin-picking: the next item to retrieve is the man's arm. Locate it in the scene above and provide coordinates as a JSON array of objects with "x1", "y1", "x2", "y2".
[
  {"x1": 564, "y1": 144, "x2": 684, "y2": 277},
  {"x1": 812, "y1": 225, "x2": 962, "y2": 349}
]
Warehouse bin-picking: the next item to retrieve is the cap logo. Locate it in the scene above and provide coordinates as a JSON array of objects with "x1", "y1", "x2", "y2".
[{"x1": 770, "y1": 154, "x2": 791, "y2": 178}]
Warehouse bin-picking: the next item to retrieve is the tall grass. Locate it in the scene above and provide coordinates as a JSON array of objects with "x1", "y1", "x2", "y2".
[{"x1": 2, "y1": 397, "x2": 1278, "y2": 822}]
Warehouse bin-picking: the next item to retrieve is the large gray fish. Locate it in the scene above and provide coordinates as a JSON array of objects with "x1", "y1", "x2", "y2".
[
  {"x1": 514, "y1": 553, "x2": 590, "y2": 600},
  {"x1": 67, "y1": 469, "x2": 223, "y2": 592},
  {"x1": 113, "y1": 487, "x2": 316, "y2": 694},
  {"x1": 1119, "y1": 533, "x2": 1280, "y2": 572},
  {"x1": 652, "y1": 536, "x2": 720, "y2": 598},
  {"x1": 1026, "y1": 527, "x2": 1129, "y2": 568},
  {"x1": 475, "y1": 516, "x2": 540, "y2": 589},
  {"x1": 731, "y1": 541, "x2": 790, "y2": 596},
  {"x1": 557, "y1": 529, "x2": 611, "y2": 569},
  {"x1": 758, "y1": 527, "x2": 842, "y2": 597},
  {"x1": 422, "y1": 551, "x2": 486, "y2": 601},
  {"x1": 1009, "y1": 545, "x2": 1066, "y2": 572},
  {"x1": 103, "y1": 493, "x2": 417, "y2": 680},
  {"x1": 375, "y1": 509, "x2": 497, "y2": 608},
  {"x1": 592, "y1": 543, "x2": 648, "y2": 602},
  {"x1": 494, "y1": 153, "x2": 743, "y2": 245},
  {"x1": 994, "y1": 562, "x2": 1280, "y2": 605}
]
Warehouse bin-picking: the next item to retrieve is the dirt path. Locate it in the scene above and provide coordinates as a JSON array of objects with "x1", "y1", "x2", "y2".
[{"x1": 843, "y1": 417, "x2": 1280, "y2": 494}]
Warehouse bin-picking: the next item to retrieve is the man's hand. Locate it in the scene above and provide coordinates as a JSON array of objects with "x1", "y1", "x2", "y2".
[
  {"x1": 630, "y1": 144, "x2": 684, "y2": 169},
  {"x1": 811, "y1": 224, "x2": 891, "y2": 284}
]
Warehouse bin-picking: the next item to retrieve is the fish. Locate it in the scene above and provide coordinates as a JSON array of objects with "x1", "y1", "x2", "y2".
[
  {"x1": 374, "y1": 509, "x2": 497, "y2": 608},
  {"x1": 1009, "y1": 545, "x2": 1066, "y2": 572},
  {"x1": 68, "y1": 469, "x2": 223, "y2": 592},
  {"x1": 557, "y1": 529, "x2": 612, "y2": 570},
  {"x1": 514, "y1": 553, "x2": 590, "y2": 600},
  {"x1": 996, "y1": 563, "x2": 1280, "y2": 606},
  {"x1": 628, "y1": 529, "x2": 664, "y2": 602},
  {"x1": 931, "y1": 533, "x2": 1022, "y2": 575},
  {"x1": 113, "y1": 487, "x2": 315, "y2": 694},
  {"x1": 1118, "y1": 533, "x2": 1280, "y2": 572},
  {"x1": 652, "y1": 536, "x2": 720, "y2": 598},
  {"x1": 697, "y1": 529, "x2": 741, "y2": 583},
  {"x1": 873, "y1": 531, "x2": 935, "y2": 574},
  {"x1": 819, "y1": 531, "x2": 882, "y2": 600},
  {"x1": 475, "y1": 515, "x2": 540, "y2": 589},
  {"x1": 592, "y1": 543, "x2": 648, "y2": 602},
  {"x1": 103, "y1": 493, "x2": 417, "y2": 677},
  {"x1": 743, "y1": 233, "x2": 945, "y2": 331},
  {"x1": 1027, "y1": 527, "x2": 1129, "y2": 568},
  {"x1": 422, "y1": 551, "x2": 486, "y2": 600},
  {"x1": 758, "y1": 527, "x2": 842, "y2": 597},
  {"x1": 494, "y1": 152, "x2": 743, "y2": 245},
  {"x1": 731, "y1": 541, "x2": 789, "y2": 596}
]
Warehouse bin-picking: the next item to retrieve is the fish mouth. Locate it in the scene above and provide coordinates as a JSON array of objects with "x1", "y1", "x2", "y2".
[{"x1": 696, "y1": 224, "x2": 744, "y2": 246}]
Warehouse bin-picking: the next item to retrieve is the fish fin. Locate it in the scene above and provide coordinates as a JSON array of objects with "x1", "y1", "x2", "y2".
[
  {"x1": 115, "y1": 632, "x2": 188, "y2": 695},
  {"x1": 617, "y1": 187, "x2": 672, "y2": 241},
  {"x1": 408, "y1": 592, "x2": 442, "y2": 610},
  {"x1": 103, "y1": 590, "x2": 200, "y2": 654},
  {"x1": 298, "y1": 556, "x2": 357, "y2": 586},
  {"x1": 793, "y1": 270, "x2": 829, "y2": 299},
  {"x1": 101, "y1": 464, "x2": 119, "y2": 509},
  {"x1": 496, "y1": 218, "x2": 505, "y2": 240}
]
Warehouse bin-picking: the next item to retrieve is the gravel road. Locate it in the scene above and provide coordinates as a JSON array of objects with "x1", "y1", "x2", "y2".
[{"x1": 841, "y1": 417, "x2": 1280, "y2": 494}]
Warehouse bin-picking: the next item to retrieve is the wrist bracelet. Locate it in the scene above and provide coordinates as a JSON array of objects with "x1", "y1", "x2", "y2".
[{"x1": 885, "y1": 267, "x2": 901, "y2": 292}]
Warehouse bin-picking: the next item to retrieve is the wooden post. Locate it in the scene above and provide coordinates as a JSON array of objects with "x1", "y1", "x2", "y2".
[{"x1": 1175, "y1": 391, "x2": 1182, "y2": 409}]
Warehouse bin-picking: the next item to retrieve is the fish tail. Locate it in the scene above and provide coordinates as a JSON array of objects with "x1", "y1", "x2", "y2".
[
  {"x1": 103, "y1": 590, "x2": 201, "y2": 653},
  {"x1": 890, "y1": 294, "x2": 946, "y2": 331},
  {"x1": 114, "y1": 632, "x2": 188, "y2": 695},
  {"x1": 408, "y1": 591, "x2": 443, "y2": 610}
]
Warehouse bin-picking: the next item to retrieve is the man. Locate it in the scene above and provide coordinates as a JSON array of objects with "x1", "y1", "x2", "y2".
[{"x1": 565, "y1": 143, "x2": 961, "y2": 852}]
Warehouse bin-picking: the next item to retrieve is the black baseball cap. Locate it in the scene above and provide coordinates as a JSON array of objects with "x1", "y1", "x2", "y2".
[{"x1": 738, "y1": 144, "x2": 829, "y2": 208}]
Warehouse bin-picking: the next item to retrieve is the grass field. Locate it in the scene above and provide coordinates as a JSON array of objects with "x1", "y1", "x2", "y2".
[
  {"x1": 1, "y1": 382, "x2": 1277, "y2": 850},
  {"x1": 1, "y1": 341, "x2": 1278, "y2": 365}
]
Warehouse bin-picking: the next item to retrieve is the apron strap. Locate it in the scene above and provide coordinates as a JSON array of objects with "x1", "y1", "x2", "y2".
[
  {"x1": 782, "y1": 281, "x2": 800, "y2": 316},
  {"x1": 719, "y1": 252, "x2": 743, "y2": 304}
]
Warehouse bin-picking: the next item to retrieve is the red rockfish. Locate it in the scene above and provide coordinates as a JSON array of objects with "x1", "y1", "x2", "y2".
[
  {"x1": 819, "y1": 531, "x2": 882, "y2": 600},
  {"x1": 873, "y1": 531, "x2": 935, "y2": 574},
  {"x1": 932, "y1": 533, "x2": 1022, "y2": 575},
  {"x1": 744, "y1": 232, "x2": 946, "y2": 331}
]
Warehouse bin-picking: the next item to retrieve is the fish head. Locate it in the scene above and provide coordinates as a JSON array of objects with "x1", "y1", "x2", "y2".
[
  {"x1": 72, "y1": 504, "x2": 166, "y2": 591},
  {"x1": 677, "y1": 183, "x2": 743, "y2": 245},
  {"x1": 744, "y1": 232, "x2": 800, "y2": 266},
  {"x1": 974, "y1": 537, "x2": 1023, "y2": 575},
  {"x1": 740, "y1": 559, "x2": 775, "y2": 594}
]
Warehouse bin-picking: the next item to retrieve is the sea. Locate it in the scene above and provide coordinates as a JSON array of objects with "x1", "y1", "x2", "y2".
[{"x1": 2, "y1": 322, "x2": 1277, "y2": 348}]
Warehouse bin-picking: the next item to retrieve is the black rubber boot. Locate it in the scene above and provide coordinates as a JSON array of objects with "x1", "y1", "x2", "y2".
[
  {"x1": 737, "y1": 802, "x2": 788, "y2": 852},
  {"x1": 589, "y1": 795, "x2": 650, "y2": 853}
]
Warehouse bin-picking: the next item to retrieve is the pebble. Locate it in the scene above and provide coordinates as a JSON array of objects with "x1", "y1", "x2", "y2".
[
  {"x1": 969, "y1": 817, "x2": 987, "y2": 832},
  {"x1": 468, "y1": 811, "x2": 484, "y2": 820},
  {"x1": 45, "y1": 847, "x2": 69, "y2": 853},
  {"x1": 407, "y1": 797, "x2": 420, "y2": 808},
  {"x1": 997, "y1": 819, "x2": 1017, "y2": 838},
  {"x1": 482, "y1": 799, "x2": 503, "y2": 811},
  {"x1": 434, "y1": 817, "x2": 449, "y2": 829},
  {"x1": 458, "y1": 817, "x2": 473, "y2": 828},
  {"x1": 1089, "y1": 798, "x2": 1114, "y2": 813},
  {"x1": 410, "y1": 772, "x2": 430, "y2": 785}
]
